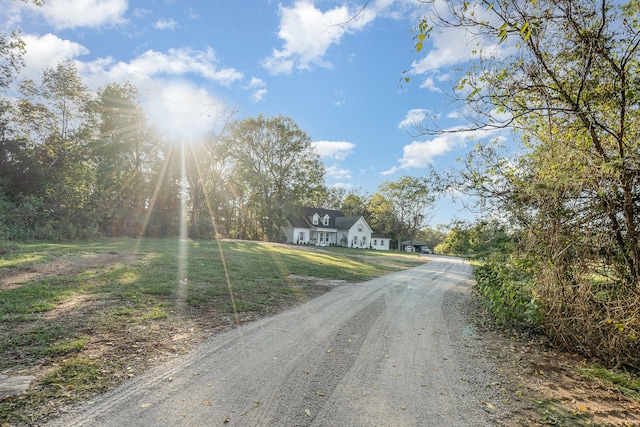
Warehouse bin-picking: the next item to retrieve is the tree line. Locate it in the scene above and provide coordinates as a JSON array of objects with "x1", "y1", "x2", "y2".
[{"x1": 0, "y1": 51, "x2": 435, "y2": 245}]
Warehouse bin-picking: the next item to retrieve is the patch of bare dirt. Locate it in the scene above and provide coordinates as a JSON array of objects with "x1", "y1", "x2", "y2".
[
  {"x1": 0, "y1": 253, "x2": 142, "y2": 290},
  {"x1": 287, "y1": 274, "x2": 347, "y2": 287}
]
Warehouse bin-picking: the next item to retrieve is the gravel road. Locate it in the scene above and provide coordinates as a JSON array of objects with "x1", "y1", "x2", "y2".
[{"x1": 50, "y1": 255, "x2": 508, "y2": 426}]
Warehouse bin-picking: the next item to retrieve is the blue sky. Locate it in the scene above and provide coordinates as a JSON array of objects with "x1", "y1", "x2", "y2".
[{"x1": 1, "y1": 0, "x2": 506, "y2": 226}]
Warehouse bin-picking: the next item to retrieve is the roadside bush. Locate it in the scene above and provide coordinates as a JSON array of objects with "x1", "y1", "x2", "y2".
[
  {"x1": 474, "y1": 257, "x2": 542, "y2": 331},
  {"x1": 536, "y1": 262, "x2": 640, "y2": 368}
]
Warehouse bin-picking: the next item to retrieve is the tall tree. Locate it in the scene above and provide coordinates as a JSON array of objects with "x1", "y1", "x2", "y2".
[
  {"x1": 419, "y1": 0, "x2": 640, "y2": 363},
  {"x1": 341, "y1": 190, "x2": 370, "y2": 217},
  {"x1": 370, "y1": 176, "x2": 434, "y2": 251},
  {"x1": 223, "y1": 115, "x2": 326, "y2": 241},
  {"x1": 91, "y1": 82, "x2": 157, "y2": 236},
  {"x1": 14, "y1": 60, "x2": 97, "y2": 237},
  {"x1": 182, "y1": 104, "x2": 237, "y2": 239}
]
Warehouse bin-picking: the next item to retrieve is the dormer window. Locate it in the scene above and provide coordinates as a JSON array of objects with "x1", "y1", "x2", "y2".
[
  {"x1": 313, "y1": 213, "x2": 319, "y2": 225},
  {"x1": 323, "y1": 215, "x2": 330, "y2": 226}
]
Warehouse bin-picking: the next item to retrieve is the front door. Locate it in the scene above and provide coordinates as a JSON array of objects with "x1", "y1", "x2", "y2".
[{"x1": 318, "y1": 231, "x2": 328, "y2": 246}]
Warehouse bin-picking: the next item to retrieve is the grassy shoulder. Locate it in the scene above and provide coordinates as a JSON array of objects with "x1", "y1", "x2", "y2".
[{"x1": 0, "y1": 238, "x2": 425, "y2": 426}]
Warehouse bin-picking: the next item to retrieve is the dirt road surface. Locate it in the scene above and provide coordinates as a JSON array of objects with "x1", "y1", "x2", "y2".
[{"x1": 50, "y1": 256, "x2": 509, "y2": 426}]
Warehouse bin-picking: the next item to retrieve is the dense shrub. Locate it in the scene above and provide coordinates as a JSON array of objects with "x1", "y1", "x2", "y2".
[{"x1": 473, "y1": 258, "x2": 542, "y2": 331}]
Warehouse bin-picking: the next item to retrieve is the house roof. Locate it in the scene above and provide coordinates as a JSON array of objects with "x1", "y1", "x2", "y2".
[
  {"x1": 372, "y1": 234, "x2": 390, "y2": 239},
  {"x1": 288, "y1": 207, "x2": 365, "y2": 231},
  {"x1": 335, "y1": 216, "x2": 360, "y2": 230}
]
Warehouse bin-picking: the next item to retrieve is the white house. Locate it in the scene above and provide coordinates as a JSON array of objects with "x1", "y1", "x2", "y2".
[
  {"x1": 371, "y1": 234, "x2": 391, "y2": 251},
  {"x1": 283, "y1": 207, "x2": 388, "y2": 250}
]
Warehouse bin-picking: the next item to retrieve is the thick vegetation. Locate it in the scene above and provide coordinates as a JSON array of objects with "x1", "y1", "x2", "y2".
[{"x1": 422, "y1": 0, "x2": 640, "y2": 366}]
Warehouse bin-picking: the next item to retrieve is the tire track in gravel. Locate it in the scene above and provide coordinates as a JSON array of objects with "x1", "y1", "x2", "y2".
[{"x1": 248, "y1": 296, "x2": 387, "y2": 426}]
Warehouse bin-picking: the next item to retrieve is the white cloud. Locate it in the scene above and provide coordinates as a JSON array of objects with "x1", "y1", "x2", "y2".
[
  {"x1": 398, "y1": 108, "x2": 429, "y2": 130},
  {"x1": 410, "y1": 26, "x2": 476, "y2": 75},
  {"x1": 262, "y1": 0, "x2": 376, "y2": 74},
  {"x1": 154, "y1": 18, "x2": 178, "y2": 30},
  {"x1": 419, "y1": 76, "x2": 442, "y2": 92},
  {"x1": 410, "y1": 0, "x2": 512, "y2": 78},
  {"x1": 312, "y1": 140, "x2": 355, "y2": 161},
  {"x1": 21, "y1": 33, "x2": 90, "y2": 78},
  {"x1": 1, "y1": 1, "x2": 24, "y2": 30},
  {"x1": 382, "y1": 130, "x2": 485, "y2": 175},
  {"x1": 16, "y1": 33, "x2": 244, "y2": 142},
  {"x1": 35, "y1": 0, "x2": 128, "y2": 30},
  {"x1": 325, "y1": 164, "x2": 352, "y2": 181},
  {"x1": 132, "y1": 7, "x2": 151, "y2": 19},
  {"x1": 91, "y1": 47, "x2": 243, "y2": 87},
  {"x1": 245, "y1": 77, "x2": 267, "y2": 102}
]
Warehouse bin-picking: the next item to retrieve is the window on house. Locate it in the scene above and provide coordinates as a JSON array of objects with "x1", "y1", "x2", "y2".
[
  {"x1": 299, "y1": 232, "x2": 305, "y2": 243},
  {"x1": 313, "y1": 214, "x2": 318, "y2": 225},
  {"x1": 323, "y1": 215, "x2": 330, "y2": 226},
  {"x1": 374, "y1": 239, "x2": 378, "y2": 246},
  {"x1": 358, "y1": 224, "x2": 363, "y2": 232}
]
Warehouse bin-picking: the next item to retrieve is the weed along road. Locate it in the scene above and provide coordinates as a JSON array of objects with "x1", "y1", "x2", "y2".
[{"x1": 50, "y1": 255, "x2": 507, "y2": 426}]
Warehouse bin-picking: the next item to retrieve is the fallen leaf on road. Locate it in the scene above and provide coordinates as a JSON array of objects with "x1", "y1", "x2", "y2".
[
  {"x1": 400, "y1": 405, "x2": 407, "y2": 410},
  {"x1": 140, "y1": 403, "x2": 152, "y2": 408},
  {"x1": 202, "y1": 400, "x2": 212, "y2": 406},
  {"x1": 316, "y1": 391, "x2": 325, "y2": 396},
  {"x1": 305, "y1": 409, "x2": 312, "y2": 417},
  {"x1": 481, "y1": 400, "x2": 496, "y2": 411}
]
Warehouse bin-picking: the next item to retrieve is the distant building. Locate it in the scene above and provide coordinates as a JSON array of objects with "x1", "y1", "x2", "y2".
[
  {"x1": 283, "y1": 207, "x2": 389, "y2": 250},
  {"x1": 401, "y1": 241, "x2": 430, "y2": 253}
]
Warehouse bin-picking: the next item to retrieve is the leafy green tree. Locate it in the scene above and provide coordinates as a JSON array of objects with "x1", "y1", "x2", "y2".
[
  {"x1": 182, "y1": 105, "x2": 238, "y2": 239},
  {"x1": 414, "y1": 227, "x2": 447, "y2": 250},
  {"x1": 223, "y1": 115, "x2": 326, "y2": 241},
  {"x1": 370, "y1": 176, "x2": 434, "y2": 251},
  {"x1": 91, "y1": 82, "x2": 157, "y2": 236},
  {"x1": 340, "y1": 190, "x2": 370, "y2": 217},
  {"x1": 14, "y1": 60, "x2": 97, "y2": 237},
  {"x1": 313, "y1": 186, "x2": 345, "y2": 211},
  {"x1": 366, "y1": 192, "x2": 396, "y2": 242},
  {"x1": 420, "y1": 0, "x2": 640, "y2": 364},
  {"x1": 0, "y1": 30, "x2": 25, "y2": 90}
]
